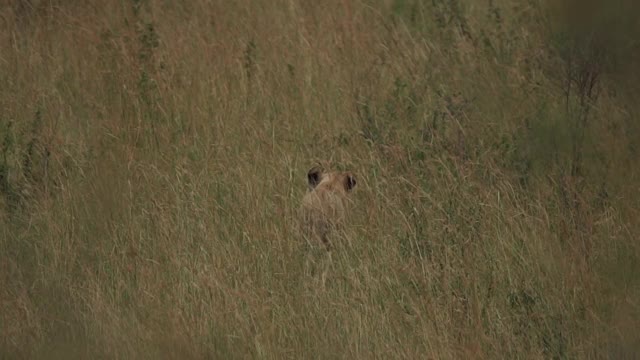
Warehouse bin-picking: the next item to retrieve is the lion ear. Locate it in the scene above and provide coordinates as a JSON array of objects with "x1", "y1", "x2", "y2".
[
  {"x1": 345, "y1": 174, "x2": 356, "y2": 191},
  {"x1": 307, "y1": 166, "x2": 324, "y2": 189}
]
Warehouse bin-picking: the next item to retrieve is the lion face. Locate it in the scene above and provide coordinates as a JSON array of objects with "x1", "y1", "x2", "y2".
[{"x1": 301, "y1": 165, "x2": 356, "y2": 249}]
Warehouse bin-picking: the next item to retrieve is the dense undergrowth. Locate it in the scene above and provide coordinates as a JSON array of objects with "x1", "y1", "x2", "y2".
[{"x1": 1, "y1": 0, "x2": 639, "y2": 358}]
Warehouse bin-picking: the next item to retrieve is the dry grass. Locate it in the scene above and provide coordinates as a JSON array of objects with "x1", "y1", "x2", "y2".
[{"x1": 1, "y1": 0, "x2": 639, "y2": 358}]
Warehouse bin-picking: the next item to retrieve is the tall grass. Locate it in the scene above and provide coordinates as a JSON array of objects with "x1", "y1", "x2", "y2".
[{"x1": 1, "y1": 0, "x2": 639, "y2": 358}]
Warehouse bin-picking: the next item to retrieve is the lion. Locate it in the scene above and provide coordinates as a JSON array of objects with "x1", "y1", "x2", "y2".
[{"x1": 300, "y1": 165, "x2": 357, "y2": 250}]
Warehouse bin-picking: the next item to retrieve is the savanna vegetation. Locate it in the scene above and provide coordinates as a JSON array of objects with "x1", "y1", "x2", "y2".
[{"x1": 1, "y1": 0, "x2": 639, "y2": 358}]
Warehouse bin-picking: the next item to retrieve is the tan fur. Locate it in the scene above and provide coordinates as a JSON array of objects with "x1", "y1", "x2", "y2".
[{"x1": 300, "y1": 166, "x2": 356, "y2": 250}]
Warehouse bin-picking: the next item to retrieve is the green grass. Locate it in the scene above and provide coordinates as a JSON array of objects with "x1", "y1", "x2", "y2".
[{"x1": 1, "y1": 0, "x2": 640, "y2": 358}]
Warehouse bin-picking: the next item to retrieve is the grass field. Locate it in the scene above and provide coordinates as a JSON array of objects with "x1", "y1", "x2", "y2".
[{"x1": 1, "y1": 0, "x2": 640, "y2": 358}]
